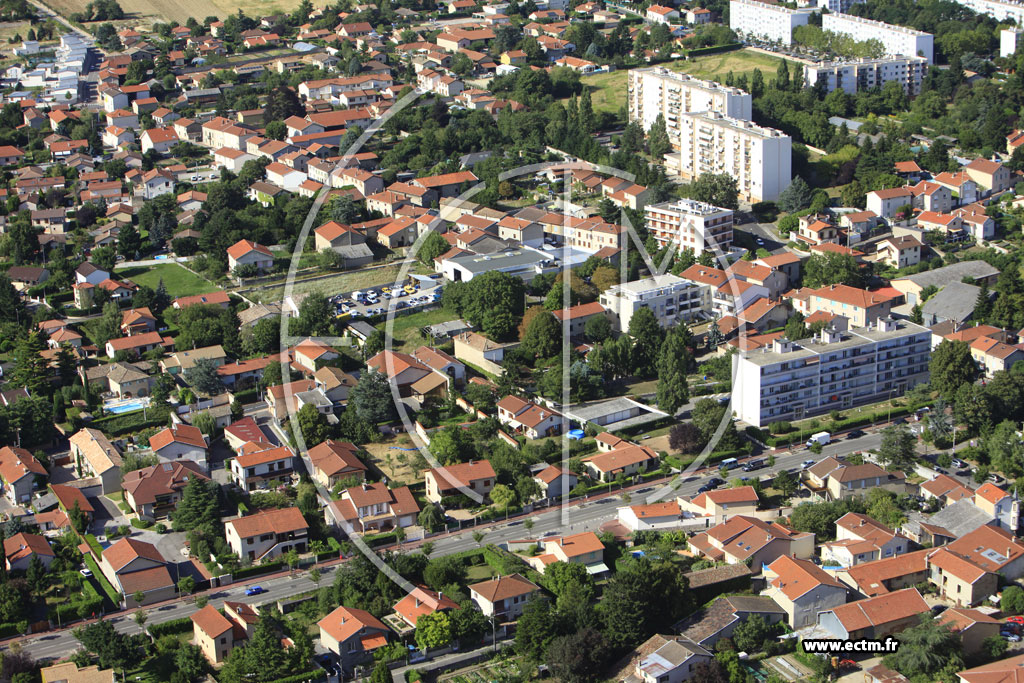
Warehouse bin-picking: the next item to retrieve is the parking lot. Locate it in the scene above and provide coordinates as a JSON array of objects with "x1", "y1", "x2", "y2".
[{"x1": 331, "y1": 278, "x2": 443, "y2": 319}]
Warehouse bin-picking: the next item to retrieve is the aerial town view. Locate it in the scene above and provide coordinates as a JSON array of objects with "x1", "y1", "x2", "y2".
[{"x1": 5, "y1": 0, "x2": 1024, "y2": 680}]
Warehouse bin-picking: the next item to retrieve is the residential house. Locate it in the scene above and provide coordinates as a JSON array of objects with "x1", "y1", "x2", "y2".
[
  {"x1": 689, "y1": 515, "x2": 815, "y2": 568},
  {"x1": 679, "y1": 486, "x2": 759, "y2": 523},
  {"x1": 68, "y1": 428, "x2": 122, "y2": 494},
  {"x1": 866, "y1": 187, "x2": 913, "y2": 219},
  {"x1": 611, "y1": 635, "x2": 712, "y2": 683},
  {"x1": 821, "y1": 512, "x2": 910, "y2": 567},
  {"x1": 876, "y1": 235, "x2": 923, "y2": 269},
  {"x1": 838, "y1": 548, "x2": 930, "y2": 598},
  {"x1": 469, "y1": 573, "x2": 540, "y2": 620},
  {"x1": 762, "y1": 555, "x2": 848, "y2": 628},
  {"x1": 525, "y1": 531, "x2": 607, "y2": 575},
  {"x1": 148, "y1": 424, "x2": 208, "y2": 472},
  {"x1": 224, "y1": 507, "x2": 309, "y2": 561},
  {"x1": 230, "y1": 445, "x2": 295, "y2": 492},
  {"x1": 533, "y1": 465, "x2": 577, "y2": 500},
  {"x1": 122, "y1": 461, "x2": 210, "y2": 521},
  {"x1": 392, "y1": 587, "x2": 460, "y2": 630},
  {"x1": 816, "y1": 588, "x2": 929, "y2": 640},
  {"x1": 4, "y1": 532, "x2": 54, "y2": 572},
  {"x1": 318, "y1": 606, "x2": 390, "y2": 672},
  {"x1": 308, "y1": 440, "x2": 367, "y2": 489},
  {"x1": 424, "y1": 460, "x2": 495, "y2": 503},
  {"x1": 99, "y1": 537, "x2": 176, "y2": 606},
  {"x1": 938, "y1": 608, "x2": 1001, "y2": 657},
  {"x1": 325, "y1": 482, "x2": 420, "y2": 533},
  {"x1": 496, "y1": 395, "x2": 565, "y2": 439},
  {"x1": 965, "y1": 158, "x2": 1011, "y2": 195},
  {"x1": 581, "y1": 443, "x2": 659, "y2": 482},
  {"x1": 0, "y1": 446, "x2": 46, "y2": 506},
  {"x1": 227, "y1": 239, "x2": 274, "y2": 274}
]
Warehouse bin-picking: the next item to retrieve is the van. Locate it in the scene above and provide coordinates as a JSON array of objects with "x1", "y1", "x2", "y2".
[
  {"x1": 720, "y1": 458, "x2": 739, "y2": 470},
  {"x1": 351, "y1": 290, "x2": 363, "y2": 300},
  {"x1": 742, "y1": 459, "x2": 765, "y2": 472},
  {"x1": 806, "y1": 432, "x2": 831, "y2": 448}
]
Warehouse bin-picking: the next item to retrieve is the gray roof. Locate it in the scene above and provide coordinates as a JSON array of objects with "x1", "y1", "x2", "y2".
[
  {"x1": 425, "y1": 319, "x2": 473, "y2": 338},
  {"x1": 447, "y1": 248, "x2": 551, "y2": 275},
  {"x1": 921, "y1": 280, "x2": 983, "y2": 325},
  {"x1": 897, "y1": 261, "x2": 999, "y2": 289},
  {"x1": 346, "y1": 320, "x2": 378, "y2": 340},
  {"x1": 333, "y1": 244, "x2": 374, "y2": 260},
  {"x1": 903, "y1": 498, "x2": 993, "y2": 539}
]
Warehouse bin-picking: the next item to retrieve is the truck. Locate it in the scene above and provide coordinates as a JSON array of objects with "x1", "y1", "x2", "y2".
[{"x1": 806, "y1": 432, "x2": 831, "y2": 448}]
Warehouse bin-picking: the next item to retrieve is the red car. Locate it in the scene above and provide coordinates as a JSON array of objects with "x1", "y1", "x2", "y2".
[{"x1": 1007, "y1": 616, "x2": 1024, "y2": 625}]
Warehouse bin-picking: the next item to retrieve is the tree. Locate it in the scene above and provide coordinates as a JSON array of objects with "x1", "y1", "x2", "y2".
[
  {"x1": 628, "y1": 306, "x2": 662, "y2": 378},
  {"x1": 415, "y1": 611, "x2": 452, "y2": 651},
  {"x1": 600, "y1": 557, "x2": 688, "y2": 649},
  {"x1": 987, "y1": 420, "x2": 1024, "y2": 478},
  {"x1": 803, "y1": 252, "x2": 864, "y2": 288},
  {"x1": 883, "y1": 616, "x2": 963, "y2": 679},
  {"x1": 877, "y1": 424, "x2": 916, "y2": 472},
  {"x1": 490, "y1": 484, "x2": 517, "y2": 510},
  {"x1": 583, "y1": 314, "x2": 611, "y2": 342},
  {"x1": 732, "y1": 614, "x2": 776, "y2": 652},
  {"x1": 472, "y1": 530, "x2": 486, "y2": 547},
  {"x1": 117, "y1": 224, "x2": 141, "y2": 258},
  {"x1": 73, "y1": 620, "x2": 135, "y2": 670},
  {"x1": 523, "y1": 308, "x2": 562, "y2": 358},
  {"x1": 777, "y1": 176, "x2": 814, "y2": 213},
  {"x1": 419, "y1": 231, "x2": 449, "y2": 266},
  {"x1": 1002, "y1": 586, "x2": 1024, "y2": 615},
  {"x1": 350, "y1": 368, "x2": 396, "y2": 423},
  {"x1": 26, "y1": 553, "x2": 47, "y2": 595},
  {"x1": 291, "y1": 294, "x2": 336, "y2": 337},
  {"x1": 930, "y1": 340, "x2": 976, "y2": 398},
  {"x1": 177, "y1": 576, "x2": 196, "y2": 595},
  {"x1": 133, "y1": 609, "x2": 147, "y2": 629},
  {"x1": 773, "y1": 469, "x2": 798, "y2": 496},
  {"x1": 516, "y1": 599, "x2": 559, "y2": 661},
  {"x1": 418, "y1": 505, "x2": 444, "y2": 532},
  {"x1": 546, "y1": 628, "x2": 609, "y2": 683},
  {"x1": 647, "y1": 114, "x2": 671, "y2": 158},
  {"x1": 656, "y1": 327, "x2": 690, "y2": 413},
  {"x1": 983, "y1": 634, "x2": 1008, "y2": 661},
  {"x1": 296, "y1": 403, "x2": 333, "y2": 447},
  {"x1": 669, "y1": 423, "x2": 702, "y2": 453},
  {"x1": 688, "y1": 173, "x2": 739, "y2": 210},
  {"x1": 68, "y1": 500, "x2": 88, "y2": 534},
  {"x1": 175, "y1": 644, "x2": 208, "y2": 682},
  {"x1": 184, "y1": 357, "x2": 223, "y2": 395}
]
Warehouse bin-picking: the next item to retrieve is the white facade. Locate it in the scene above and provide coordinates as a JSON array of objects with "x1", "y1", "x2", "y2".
[
  {"x1": 1001, "y1": 28, "x2": 1023, "y2": 58},
  {"x1": 673, "y1": 112, "x2": 792, "y2": 203},
  {"x1": 732, "y1": 318, "x2": 931, "y2": 428},
  {"x1": 599, "y1": 274, "x2": 705, "y2": 331},
  {"x1": 821, "y1": 13, "x2": 934, "y2": 63},
  {"x1": 628, "y1": 68, "x2": 751, "y2": 151},
  {"x1": 644, "y1": 199, "x2": 734, "y2": 255},
  {"x1": 729, "y1": 0, "x2": 817, "y2": 45},
  {"x1": 958, "y1": 0, "x2": 1024, "y2": 23},
  {"x1": 816, "y1": 0, "x2": 864, "y2": 12},
  {"x1": 804, "y1": 56, "x2": 927, "y2": 96}
]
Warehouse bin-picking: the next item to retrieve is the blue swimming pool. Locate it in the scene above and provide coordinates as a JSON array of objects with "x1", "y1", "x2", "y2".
[{"x1": 104, "y1": 398, "x2": 149, "y2": 414}]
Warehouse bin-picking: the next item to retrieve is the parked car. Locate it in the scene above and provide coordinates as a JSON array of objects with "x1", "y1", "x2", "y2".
[
  {"x1": 989, "y1": 473, "x2": 1006, "y2": 484},
  {"x1": 930, "y1": 604, "x2": 948, "y2": 616},
  {"x1": 846, "y1": 429, "x2": 865, "y2": 439},
  {"x1": 801, "y1": 459, "x2": 816, "y2": 469},
  {"x1": 952, "y1": 458, "x2": 967, "y2": 469},
  {"x1": 245, "y1": 586, "x2": 265, "y2": 596},
  {"x1": 79, "y1": 567, "x2": 93, "y2": 578}
]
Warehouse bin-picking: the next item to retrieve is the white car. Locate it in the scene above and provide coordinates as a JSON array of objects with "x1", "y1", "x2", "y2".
[{"x1": 801, "y1": 459, "x2": 816, "y2": 469}]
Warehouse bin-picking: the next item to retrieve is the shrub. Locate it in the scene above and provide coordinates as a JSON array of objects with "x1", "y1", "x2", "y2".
[{"x1": 147, "y1": 617, "x2": 193, "y2": 637}]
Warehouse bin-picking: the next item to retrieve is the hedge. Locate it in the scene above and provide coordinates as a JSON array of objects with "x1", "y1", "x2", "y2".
[
  {"x1": 684, "y1": 42, "x2": 742, "y2": 57},
  {"x1": 233, "y1": 558, "x2": 285, "y2": 581},
  {"x1": 147, "y1": 617, "x2": 193, "y2": 637},
  {"x1": 266, "y1": 669, "x2": 327, "y2": 683},
  {"x1": 90, "y1": 406, "x2": 171, "y2": 436},
  {"x1": 691, "y1": 382, "x2": 731, "y2": 397},
  {"x1": 130, "y1": 518, "x2": 154, "y2": 529},
  {"x1": 83, "y1": 554, "x2": 122, "y2": 604},
  {"x1": 0, "y1": 622, "x2": 23, "y2": 638},
  {"x1": 83, "y1": 534, "x2": 104, "y2": 558},
  {"x1": 753, "y1": 400, "x2": 934, "y2": 448}
]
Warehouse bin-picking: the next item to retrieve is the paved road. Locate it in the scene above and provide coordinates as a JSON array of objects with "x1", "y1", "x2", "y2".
[
  {"x1": 27, "y1": 0, "x2": 98, "y2": 43},
  {"x1": 12, "y1": 423, "x2": 952, "y2": 661}
]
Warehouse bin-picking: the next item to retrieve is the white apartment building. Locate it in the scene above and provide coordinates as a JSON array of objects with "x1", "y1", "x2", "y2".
[
  {"x1": 804, "y1": 56, "x2": 927, "y2": 96},
  {"x1": 821, "y1": 13, "x2": 934, "y2": 63},
  {"x1": 645, "y1": 199, "x2": 734, "y2": 256},
  {"x1": 627, "y1": 67, "x2": 752, "y2": 150},
  {"x1": 729, "y1": 0, "x2": 818, "y2": 45},
  {"x1": 671, "y1": 112, "x2": 792, "y2": 203},
  {"x1": 599, "y1": 274, "x2": 705, "y2": 331},
  {"x1": 732, "y1": 317, "x2": 931, "y2": 428},
  {"x1": 816, "y1": 0, "x2": 864, "y2": 12},
  {"x1": 1002, "y1": 27, "x2": 1023, "y2": 58},
  {"x1": 959, "y1": 0, "x2": 1024, "y2": 23}
]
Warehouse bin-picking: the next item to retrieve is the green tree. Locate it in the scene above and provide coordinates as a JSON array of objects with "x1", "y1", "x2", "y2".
[
  {"x1": 490, "y1": 483, "x2": 517, "y2": 510},
  {"x1": 877, "y1": 424, "x2": 917, "y2": 472},
  {"x1": 1002, "y1": 586, "x2": 1024, "y2": 615},
  {"x1": 803, "y1": 252, "x2": 864, "y2": 288},
  {"x1": 583, "y1": 314, "x2": 611, "y2": 342},
  {"x1": 627, "y1": 306, "x2": 662, "y2": 377},
  {"x1": 546, "y1": 628, "x2": 609, "y2": 683},
  {"x1": 777, "y1": 176, "x2": 814, "y2": 213},
  {"x1": 688, "y1": 173, "x2": 739, "y2": 210},
  {"x1": 655, "y1": 326, "x2": 690, "y2": 413},
  {"x1": 883, "y1": 616, "x2": 963, "y2": 679},
  {"x1": 350, "y1": 368, "x2": 396, "y2": 424},
  {"x1": 930, "y1": 340, "x2": 976, "y2": 398},
  {"x1": 419, "y1": 230, "x2": 450, "y2": 266},
  {"x1": 521, "y1": 309, "x2": 560, "y2": 358},
  {"x1": 184, "y1": 357, "x2": 223, "y2": 395},
  {"x1": 415, "y1": 611, "x2": 452, "y2": 651}
]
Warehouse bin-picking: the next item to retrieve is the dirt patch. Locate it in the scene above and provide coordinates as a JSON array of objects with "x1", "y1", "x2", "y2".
[{"x1": 362, "y1": 435, "x2": 425, "y2": 486}]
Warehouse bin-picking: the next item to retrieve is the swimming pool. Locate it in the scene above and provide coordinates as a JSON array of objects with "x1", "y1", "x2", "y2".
[{"x1": 104, "y1": 397, "x2": 150, "y2": 414}]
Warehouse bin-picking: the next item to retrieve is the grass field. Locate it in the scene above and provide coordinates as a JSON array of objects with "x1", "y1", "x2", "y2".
[
  {"x1": 116, "y1": 263, "x2": 217, "y2": 298},
  {"x1": 574, "y1": 49, "x2": 798, "y2": 115},
  {"x1": 377, "y1": 307, "x2": 455, "y2": 350},
  {"x1": 42, "y1": 0, "x2": 305, "y2": 25},
  {"x1": 248, "y1": 263, "x2": 409, "y2": 304}
]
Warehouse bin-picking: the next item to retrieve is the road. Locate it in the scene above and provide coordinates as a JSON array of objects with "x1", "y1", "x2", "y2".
[
  {"x1": 12, "y1": 422, "x2": 955, "y2": 661},
  {"x1": 26, "y1": 0, "x2": 97, "y2": 43}
]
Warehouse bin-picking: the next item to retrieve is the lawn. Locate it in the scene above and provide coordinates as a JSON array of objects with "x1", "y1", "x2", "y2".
[
  {"x1": 572, "y1": 49, "x2": 798, "y2": 116},
  {"x1": 44, "y1": 0, "x2": 307, "y2": 22},
  {"x1": 115, "y1": 263, "x2": 218, "y2": 298},
  {"x1": 248, "y1": 263, "x2": 411, "y2": 304},
  {"x1": 665, "y1": 49, "x2": 796, "y2": 82},
  {"x1": 376, "y1": 307, "x2": 457, "y2": 350}
]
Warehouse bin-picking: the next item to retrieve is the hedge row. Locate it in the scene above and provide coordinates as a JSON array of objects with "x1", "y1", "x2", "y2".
[
  {"x1": 83, "y1": 554, "x2": 122, "y2": 604},
  {"x1": 83, "y1": 534, "x2": 103, "y2": 557},
  {"x1": 90, "y1": 406, "x2": 171, "y2": 436},
  {"x1": 691, "y1": 382, "x2": 731, "y2": 397},
  {"x1": 750, "y1": 400, "x2": 933, "y2": 447},
  {"x1": 684, "y1": 42, "x2": 742, "y2": 57},
  {"x1": 233, "y1": 559, "x2": 285, "y2": 581},
  {"x1": 0, "y1": 622, "x2": 24, "y2": 638},
  {"x1": 266, "y1": 669, "x2": 327, "y2": 683},
  {"x1": 148, "y1": 616, "x2": 193, "y2": 637}
]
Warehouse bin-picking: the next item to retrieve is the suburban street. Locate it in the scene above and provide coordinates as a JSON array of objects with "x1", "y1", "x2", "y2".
[{"x1": 9, "y1": 420, "x2": 951, "y2": 662}]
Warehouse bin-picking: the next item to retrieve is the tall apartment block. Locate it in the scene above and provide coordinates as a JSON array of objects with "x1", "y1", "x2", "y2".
[
  {"x1": 627, "y1": 67, "x2": 752, "y2": 150},
  {"x1": 821, "y1": 13, "x2": 934, "y2": 64},
  {"x1": 670, "y1": 112, "x2": 792, "y2": 203},
  {"x1": 1002, "y1": 27, "x2": 1023, "y2": 58},
  {"x1": 803, "y1": 56, "x2": 928, "y2": 96},
  {"x1": 958, "y1": 0, "x2": 1024, "y2": 23},
  {"x1": 729, "y1": 0, "x2": 818, "y2": 46},
  {"x1": 731, "y1": 317, "x2": 931, "y2": 428},
  {"x1": 645, "y1": 199, "x2": 734, "y2": 256},
  {"x1": 599, "y1": 274, "x2": 705, "y2": 331}
]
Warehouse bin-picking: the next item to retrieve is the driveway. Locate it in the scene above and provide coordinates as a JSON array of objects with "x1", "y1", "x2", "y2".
[{"x1": 130, "y1": 527, "x2": 190, "y2": 564}]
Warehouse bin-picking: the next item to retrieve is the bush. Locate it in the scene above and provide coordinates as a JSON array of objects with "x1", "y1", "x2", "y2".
[
  {"x1": 232, "y1": 559, "x2": 285, "y2": 581},
  {"x1": 147, "y1": 617, "x2": 194, "y2": 637},
  {"x1": 130, "y1": 518, "x2": 153, "y2": 529},
  {"x1": 83, "y1": 534, "x2": 103, "y2": 558},
  {"x1": 83, "y1": 554, "x2": 122, "y2": 604}
]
